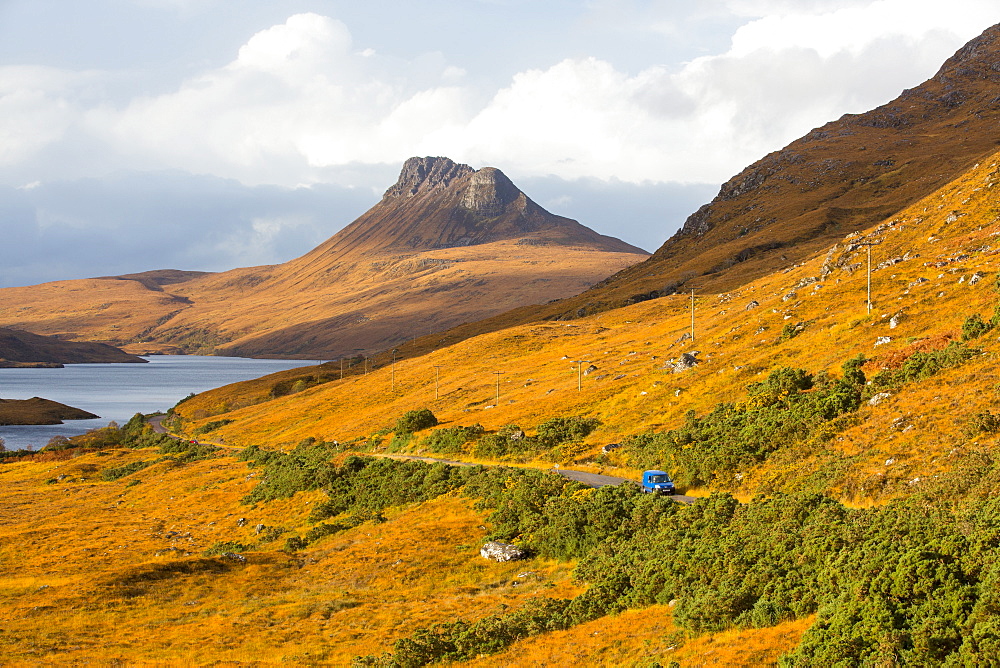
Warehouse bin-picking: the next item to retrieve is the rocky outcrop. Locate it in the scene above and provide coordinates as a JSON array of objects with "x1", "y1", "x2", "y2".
[
  {"x1": 383, "y1": 156, "x2": 474, "y2": 199},
  {"x1": 480, "y1": 541, "x2": 527, "y2": 562},
  {"x1": 461, "y1": 167, "x2": 523, "y2": 217}
]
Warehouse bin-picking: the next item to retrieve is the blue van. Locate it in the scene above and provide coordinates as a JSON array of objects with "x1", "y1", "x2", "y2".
[{"x1": 642, "y1": 470, "x2": 675, "y2": 494}]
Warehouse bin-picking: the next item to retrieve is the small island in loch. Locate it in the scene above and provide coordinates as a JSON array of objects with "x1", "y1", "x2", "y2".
[{"x1": 0, "y1": 397, "x2": 99, "y2": 426}]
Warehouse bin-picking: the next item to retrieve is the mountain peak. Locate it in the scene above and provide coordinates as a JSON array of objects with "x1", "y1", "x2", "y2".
[
  {"x1": 383, "y1": 156, "x2": 475, "y2": 199},
  {"x1": 461, "y1": 167, "x2": 523, "y2": 216}
]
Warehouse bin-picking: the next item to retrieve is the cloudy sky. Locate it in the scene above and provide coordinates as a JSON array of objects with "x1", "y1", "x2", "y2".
[{"x1": 0, "y1": 0, "x2": 997, "y2": 287}]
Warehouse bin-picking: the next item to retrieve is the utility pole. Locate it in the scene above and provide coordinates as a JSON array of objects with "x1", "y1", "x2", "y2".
[
  {"x1": 690, "y1": 288, "x2": 696, "y2": 342},
  {"x1": 494, "y1": 371, "x2": 503, "y2": 405},
  {"x1": 340, "y1": 359, "x2": 343, "y2": 380},
  {"x1": 433, "y1": 365, "x2": 442, "y2": 400},
  {"x1": 857, "y1": 241, "x2": 882, "y2": 314},
  {"x1": 572, "y1": 360, "x2": 590, "y2": 391}
]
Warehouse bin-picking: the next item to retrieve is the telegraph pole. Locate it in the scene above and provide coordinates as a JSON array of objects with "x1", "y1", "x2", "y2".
[
  {"x1": 494, "y1": 371, "x2": 503, "y2": 404},
  {"x1": 433, "y1": 365, "x2": 442, "y2": 400},
  {"x1": 857, "y1": 241, "x2": 882, "y2": 314},
  {"x1": 690, "y1": 288, "x2": 696, "y2": 342},
  {"x1": 572, "y1": 360, "x2": 590, "y2": 391}
]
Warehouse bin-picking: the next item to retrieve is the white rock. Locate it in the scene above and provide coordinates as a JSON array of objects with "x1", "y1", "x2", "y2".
[
  {"x1": 480, "y1": 541, "x2": 527, "y2": 562},
  {"x1": 869, "y1": 392, "x2": 891, "y2": 406}
]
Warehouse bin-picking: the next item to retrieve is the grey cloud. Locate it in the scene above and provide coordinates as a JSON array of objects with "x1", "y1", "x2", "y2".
[{"x1": 0, "y1": 171, "x2": 374, "y2": 287}]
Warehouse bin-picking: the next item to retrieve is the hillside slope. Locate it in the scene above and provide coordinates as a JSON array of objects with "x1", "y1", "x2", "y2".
[{"x1": 0, "y1": 158, "x2": 647, "y2": 359}]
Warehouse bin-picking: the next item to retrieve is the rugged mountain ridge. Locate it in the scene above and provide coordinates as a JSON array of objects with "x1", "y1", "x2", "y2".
[{"x1": 0, "y1": 159, "x2": 647, "y2": 359}]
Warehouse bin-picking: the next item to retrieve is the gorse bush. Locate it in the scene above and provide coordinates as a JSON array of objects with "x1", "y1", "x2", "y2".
[
  {"x1": 395, "y1": 409, "x2": 438, "y2": 434},
  {"x1": 471, "y1": 424, "x2": 535, "y2": 459},
  {"x1": 421, "y1": 424, "x2": 484, "y2": 454},
  {"x1": 964, "y1": 410, "x2": 1000, "y2": 437},
  {"x1": 203, "y1": 541, "x2": 248, "y2": 556},
  {"x1": 100, "y1": 459, "x2": 154, "y2": 481},
  {"x1": 535, "y1": 416, "x2": 601, "y2": 447},
  {"x1": 962, "y1": 312, "x2": 992, "y2": 340},
  {"x1": 871, "y1": 341, "x2": 980, "y2": 389}
]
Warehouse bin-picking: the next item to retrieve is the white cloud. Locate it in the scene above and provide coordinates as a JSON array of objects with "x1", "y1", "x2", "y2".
[{"x1": 2, "y1": 5, "x2": 999, "y2": 191}]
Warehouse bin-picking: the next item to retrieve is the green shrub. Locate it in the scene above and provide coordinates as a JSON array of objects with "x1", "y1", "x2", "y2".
[
  {"x1": 962, "y1": 313, "x2": 993, "y2": 340},
  {"x1": 536, "y1": 416, "x2": 602, "y2": 447},
  {"x1": 472, "y1": 424, "x2": 537, "y2": 459},
  {"x1": 101, "y1": 459, "x2": 154, "y2": 481},
  {"x1": 203, "y1": 541, "x2": 248, "y2": 556},
  {"x1": 421, "y1": 424, "x2": 485, "y2": 454},
  {"x1": 395, "y1": 408, "x2": 439, "y2": 434},
  {"x1": 965, "y1": 410, "x2": 1000, "y2": 437}
]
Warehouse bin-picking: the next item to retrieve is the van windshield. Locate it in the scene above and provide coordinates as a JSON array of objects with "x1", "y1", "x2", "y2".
[{"x1": 649, "y1": 474, "x2": 671, "y2": 483}]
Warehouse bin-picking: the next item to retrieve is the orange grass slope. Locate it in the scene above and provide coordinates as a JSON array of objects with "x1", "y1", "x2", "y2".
[
  {"x1": 177, "y1": 150, "x2": 1000, "y2": 501},
  {"x1": 0, "y1": 447, "x2": 580, "y2": 664},
  {"x1": 463, "y1": 605, "x2": 813, "y2": 667}
]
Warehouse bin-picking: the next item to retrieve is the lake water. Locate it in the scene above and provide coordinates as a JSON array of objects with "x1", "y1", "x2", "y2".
[{"x1": 0, "y1": 355, "x2": 322, "y2": 450}]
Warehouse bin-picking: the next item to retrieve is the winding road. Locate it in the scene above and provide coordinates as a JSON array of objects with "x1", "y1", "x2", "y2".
[{"x1": 149, "y1": 416, "x2": 697, "y2": 504}]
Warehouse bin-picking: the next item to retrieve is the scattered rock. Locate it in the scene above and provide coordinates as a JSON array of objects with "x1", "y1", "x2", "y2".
[
  {"x1": 601, "y1": 443, "x2": 622, "y2": 454},
  {"x1": 869, "y1": 392, "x2": 891, "y2": 406},
  {"x1": 969, "y1": 271, "x2": 986, "y2": 285},
  {"x1": 480, "y1": 541, "x2": 527, "y2": 562},
  {"x1": 583, "y1": 364, "x2": 598, "y2": 376},
  {"x1": 889, "y1": 313, "x2": 904, "y2": 329},
  {"x1": 874, "y1": 336, "x2": 892, "y2": 347},
  {"x1": 745, "y1": 300, "x2": 760, "y2": 311},
  {"x1": 236, "y1": 518, "x2": 247, "y2": 527},
  {"x1": 664, "y1": 352, "x2": 701, "y2": 373},
  {"x1": 782, "y1": 290, "x2": 797, "y2": 302},
  {"x1": 220, "y1": 553, "x2": 246, "y2": 563},
  {"x1": 675, "y1": 331, "x2": 692, "y2": 344},
  {"x1": 254, "y1": 524, "x2": 266, "y2": 535},
  {"x1": 885, "y1": 458, "x2": 896, "y2": 466}
]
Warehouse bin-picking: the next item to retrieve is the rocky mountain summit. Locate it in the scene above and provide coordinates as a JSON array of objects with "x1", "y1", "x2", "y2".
[{"x1": 306, "y1": 156, "x2": 642, "y2": 257}]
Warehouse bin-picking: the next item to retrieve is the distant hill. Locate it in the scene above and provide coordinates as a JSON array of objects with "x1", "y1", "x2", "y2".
[
  {"x1": 0, "y1": 327, "x2": 146, "y2": 365},
  {"x1": 0, "y1": 158, "x2": 648, "y2": 359}
]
